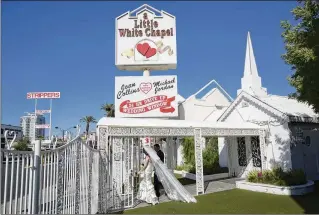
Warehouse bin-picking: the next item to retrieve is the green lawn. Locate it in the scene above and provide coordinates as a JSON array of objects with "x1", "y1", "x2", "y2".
[{"x1": 125, "y1": 181, "x2": 319, "y2": 214}]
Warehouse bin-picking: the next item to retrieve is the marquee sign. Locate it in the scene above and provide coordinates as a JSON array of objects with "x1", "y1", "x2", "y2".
[
  {"x1": 115, "y1": 75, "x2": 178, "y2": 118},
  {"x1": 26, "y1": 91, "x2": 60, "y2": 141},
  {"x1": 27, "y1": 92, "x2": 61, "y2": 99},
  {"x1": 115, "y1": 4, "x2": 177, "y2": 71}
]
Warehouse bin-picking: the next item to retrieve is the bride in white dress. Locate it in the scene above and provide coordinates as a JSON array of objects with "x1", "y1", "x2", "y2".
[{"x1": 136, "y1": 149, "x2": 159, "y2": 205}]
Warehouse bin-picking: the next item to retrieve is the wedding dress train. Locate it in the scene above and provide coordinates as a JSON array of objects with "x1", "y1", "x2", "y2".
[{"x1": 136, "y1": 158, "x2": 159, "y2": 205}]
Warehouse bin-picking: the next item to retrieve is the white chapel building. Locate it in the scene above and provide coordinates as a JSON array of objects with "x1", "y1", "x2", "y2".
[{"x1": 177, "y1": 32, "x2": 319, "y2": 180}]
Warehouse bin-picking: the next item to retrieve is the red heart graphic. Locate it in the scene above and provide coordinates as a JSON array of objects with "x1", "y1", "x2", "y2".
[
  {"x1": 140, "y1": 82, "x2": 152, "y2": 94},
  {"x1": 136, "y1": 43, "x2": 150, "y2": 56},
  {"x1": 145, "y1": 48, "x2": 157, "y2": 58}
]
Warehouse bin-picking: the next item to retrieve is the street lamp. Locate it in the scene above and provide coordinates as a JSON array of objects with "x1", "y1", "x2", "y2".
[{"x1": 55, "y1": 126, "x2": 77, "y2": 142}]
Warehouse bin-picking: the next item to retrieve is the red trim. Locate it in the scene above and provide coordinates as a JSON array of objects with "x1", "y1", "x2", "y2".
[{"x1": 119, "y1": 96, "x2": 176, "y2": 114}]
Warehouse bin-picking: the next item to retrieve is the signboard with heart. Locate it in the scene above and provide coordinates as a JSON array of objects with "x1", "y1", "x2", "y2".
[
  {"x1": 115, "y1": 4, "x2": 177, "y2": 71},
  {"x1": 115, "y1": 75, "x2": 178, "y2": 118},
  {"x1": 140, "y1": 82, "x2": 152, "y2": 94}
]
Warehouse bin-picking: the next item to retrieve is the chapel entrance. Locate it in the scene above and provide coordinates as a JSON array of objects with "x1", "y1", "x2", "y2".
[
  {"x1": 227, "y1": 136, "x2": 262, "y2": 178},
  {"x1": 104, "y1": 136, "x2": 178, "y2": 212}
]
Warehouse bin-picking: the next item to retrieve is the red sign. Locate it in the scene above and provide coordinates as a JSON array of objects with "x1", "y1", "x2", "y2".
[
  {"x1": 119, "y1": 95, "x2": 175, "y2": 114},
  {"x1": 27, "y1": 92, "x2": 61, "y2": 99}
]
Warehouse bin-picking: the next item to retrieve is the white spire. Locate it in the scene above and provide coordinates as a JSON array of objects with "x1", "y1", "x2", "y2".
[
  {"x1": 244, "y1": 32, "x2": 259, "y2": 77},
  {"x1": 237, "y1": 31, "x2": 267, "y2": 97}
]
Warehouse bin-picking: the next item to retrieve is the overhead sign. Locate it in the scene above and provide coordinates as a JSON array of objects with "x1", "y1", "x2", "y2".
[
  {"x1": 36, "y1": 110, "x2": 51, "y2": 114},
  {"x1": 35, "y1": 124, "x2": 51, "y2": 129},
  {"x1": 27, "y1": 92, "x2": 61, "y2": 99},
  {"x1": 115, "y1": 75, "x2": 178, "y2": 118},
  {"x1": 115, "y1": 4, "x2": 177, "y2": 71}
]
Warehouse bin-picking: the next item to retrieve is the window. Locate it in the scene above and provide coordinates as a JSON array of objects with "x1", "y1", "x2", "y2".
[
  {"x1": 251, "y1": 136, "x2": 262, "y2": 167},
  {"x1": 237, "y1": 137, "x2": 247, "y2": 167}
]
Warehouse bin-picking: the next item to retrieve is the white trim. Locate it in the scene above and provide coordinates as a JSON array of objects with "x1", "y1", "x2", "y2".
[
  {"x1": 218, "y1": 91, "x2": 286, "y2": 122},
  {"x1": 97, "y1": 117, "x2": 260, "y2": 130},
  {"x1": 236, "y1": 180, "x2": 315, "y2": 196}
]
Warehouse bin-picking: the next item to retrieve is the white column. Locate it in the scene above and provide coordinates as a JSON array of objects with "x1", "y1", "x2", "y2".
[
  {"x1": 194, "y1": 128, "x2": 204, "y2": 195},
  {"x1": 259, "y1": 130, "x2": 267, "y2": 171},
  {"x1": 176, "y1": 138, "x2": 183, "y2": 166},
  {"x1": 218, "y1": 137, "x2": 228, "y2": 167},
  {"x1": 112, "y1": 137, "x2": 123, "y2": 199},
  {"x1": 143, "y1": 69, "x2": 150, "y2": 77}
]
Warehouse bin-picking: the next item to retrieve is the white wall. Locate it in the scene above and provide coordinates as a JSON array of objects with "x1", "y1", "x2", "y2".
[
  {"x1": 179, "y1": 88, "x2": 231, "y2": 121},
  {"x1": 177, "y1": 88, "x2": 231, "y2": 168},
  {"x1": 265, "y1": 122, "x2": 292, "y2": 171},
  {"x1": 222, "y1": 98, "x2": 293, "y2": 173}
]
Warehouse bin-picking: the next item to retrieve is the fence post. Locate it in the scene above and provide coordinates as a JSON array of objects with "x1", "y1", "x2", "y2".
[
  {"x1": 88, "y1": 151, "x2": 93, "y2": 214},
  {"x1": 32, "y1": 140, "x2": 41, "y2": 214},
  {"x1": 0, "y1": 150, "x2": 2, "y2": 210},
  {"x1": 75, "y1": 139, "x2": 81, "y2": 214}
]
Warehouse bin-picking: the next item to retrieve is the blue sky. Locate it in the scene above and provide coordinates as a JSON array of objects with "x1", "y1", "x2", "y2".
[{"x1": 2, "y1": 1, "x2": 298, "y2": 135}]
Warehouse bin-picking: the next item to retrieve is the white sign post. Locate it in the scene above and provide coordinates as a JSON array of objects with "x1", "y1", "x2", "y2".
[
  {"x1": 115, "y1": 4, "x2": 177, "y2": 73},
  {"x1": 115, "y1": 76, "x2": 178, "y2": 118},
  {"x1": 27, "y1": 92, "x2": 61, "y2": 141}
]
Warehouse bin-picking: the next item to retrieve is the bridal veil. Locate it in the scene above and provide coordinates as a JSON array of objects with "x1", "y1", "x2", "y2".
[{"x1": 143, "y1": 145, "x2": 197, "y2": 203}]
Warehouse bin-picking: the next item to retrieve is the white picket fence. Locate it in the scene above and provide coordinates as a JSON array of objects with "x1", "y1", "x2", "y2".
[{"x1": 1, "y1": 135, "x2": 101, "y2": 214}]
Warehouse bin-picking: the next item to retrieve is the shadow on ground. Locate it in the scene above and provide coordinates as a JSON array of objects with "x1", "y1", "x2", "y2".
[{"x1": 290, "y1": 180, "x2": 319, "y2": 214}]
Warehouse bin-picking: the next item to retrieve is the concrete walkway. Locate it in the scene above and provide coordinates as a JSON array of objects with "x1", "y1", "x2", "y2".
[{"x1": 132, "y1": 177, "x2": 242, "y2": 209}]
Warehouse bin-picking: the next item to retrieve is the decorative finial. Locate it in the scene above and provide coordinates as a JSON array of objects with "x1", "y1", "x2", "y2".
[
  {"x1": 4, "y1": 130, "x2": 17, "y2": 150},
  {"x1": 52, "y1": 135, "x2": 58, "y2": 148}
]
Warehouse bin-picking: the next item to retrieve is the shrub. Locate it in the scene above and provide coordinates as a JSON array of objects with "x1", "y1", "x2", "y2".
[
  {"x1": 202, "y1": 145, "x2": 219, "y2": 175},
  {"x1": 175, "y1": 165, "x2": 184, "y2": 171},
  {"x1": 13, "y1": 138, "x2": 32, "y2": 151},
  {"x1": 246, "y1": 170, "x2": 259, "y2": 183},
  {"x1": 181, "y1": 137, "x2": 227, "y2": 175},
  {"x1": 246, "y1": 167, "x2": 307, "y2": 186},
  {"x1": 182, "y1": 137, "x2": 195, "y2": 167}
]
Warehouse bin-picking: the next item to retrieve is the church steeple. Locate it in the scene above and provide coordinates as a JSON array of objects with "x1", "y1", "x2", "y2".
[{"x1": 237, "y1": 32, "x2": 267, "y2": 97}]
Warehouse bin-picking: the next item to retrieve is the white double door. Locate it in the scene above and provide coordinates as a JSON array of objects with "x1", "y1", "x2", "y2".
[{"x1": 228, "y1": 136, "x2": 262, "y2": 178}]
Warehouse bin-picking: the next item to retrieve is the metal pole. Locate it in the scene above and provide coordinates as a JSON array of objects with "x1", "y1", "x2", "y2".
[
  {"x1": 32, "y1": 140, "x2": 41, "y2": 214},
  {"x1": 49, "y1": 99, "x2": 52, "y2": 140},
  {"x1": 62, "y1": 130, "x2": 64, "y2": 142},
  {"x1": 143, "y1": 69, "x2": 150, "y2": 77},
  {"x1": 34, "y1": 99, "x2": 38, "y2": 142}
]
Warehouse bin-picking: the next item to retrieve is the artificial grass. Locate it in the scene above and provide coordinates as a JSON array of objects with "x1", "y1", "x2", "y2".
[{"x1": 125, "y1": 181, "x2": 319, "y2": 214}]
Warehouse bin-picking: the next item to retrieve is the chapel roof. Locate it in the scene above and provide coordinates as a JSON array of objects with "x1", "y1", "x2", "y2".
[{"x1": 259, "y1": 95, "x2": 318, "y2": 119}]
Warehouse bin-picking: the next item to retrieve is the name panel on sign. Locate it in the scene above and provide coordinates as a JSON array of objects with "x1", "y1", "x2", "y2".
[{"x1": 115, "y1": 75, "x2": 178, "y2": 118}]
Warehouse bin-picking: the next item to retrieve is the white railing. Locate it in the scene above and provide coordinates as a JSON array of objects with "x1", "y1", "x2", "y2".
[{"x1": 1, "y1": 128, "x2": 101, "y2": 214}]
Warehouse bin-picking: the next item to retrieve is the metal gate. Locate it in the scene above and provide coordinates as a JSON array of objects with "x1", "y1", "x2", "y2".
[{"x1": 102, "y1": 137, "x2": 140, "y2": 213}]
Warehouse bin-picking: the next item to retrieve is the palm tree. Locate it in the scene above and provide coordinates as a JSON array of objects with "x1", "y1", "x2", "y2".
[
  {"x1": 80, "y1": 116, "x2": 97, "y2": 138},
  {"x1": 101, "y1": 103, "x2": 115, "y2": 117}
]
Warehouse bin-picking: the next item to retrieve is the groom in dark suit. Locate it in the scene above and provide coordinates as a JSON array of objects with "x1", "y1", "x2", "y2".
[{"x1": 153, "y1": 143, "x2": 165, "y2": 199}]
